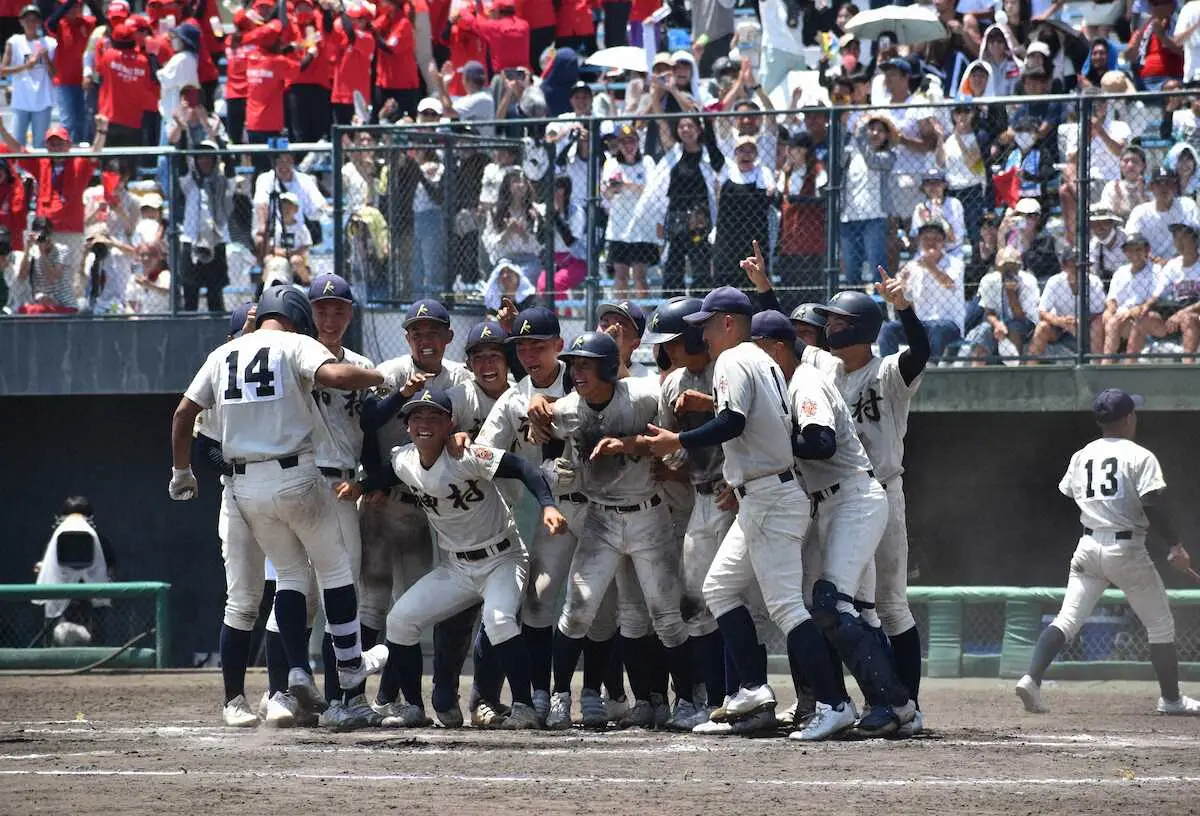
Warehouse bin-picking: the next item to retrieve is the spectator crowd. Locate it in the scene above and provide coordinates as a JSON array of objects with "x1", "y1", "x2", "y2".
[{"x1": 1, "y1": 0, "x2": 1200, "y2": 361}]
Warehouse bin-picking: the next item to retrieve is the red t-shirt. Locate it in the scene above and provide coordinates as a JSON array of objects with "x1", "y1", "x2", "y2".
[
  {"x1": 458, "y1": 12, "x2": 530, "y2": 72},
  {"x1": 97, "y1": 46, "x2": 152, "y2": 129},
  {"x1": 555, "y1": 0, "x2": 595, "y2": 37},
  {"x1": 331, "y1": 19, "x2": 374, "y2": 105},
  {"x1": 288, "y1": 16, "x2": 336, "y2": 89},
  {"x1": 515, "y1": 0, "x2": 555, "y2": 29},
  {"x1": 374, "y1": 12, "x2": 419, "y2": 89},
  {"x1": 630, "y1": 0, "x2": 658, "y2": 23},
  {"x1": 245, "y1": 50, "x2": 298, "y2": 133},
  {"x1": 18, "y1": 155, "x2": 95, "y2": 234},
  {"x1": 446, "y1": 17, "x2": 488, "y2": 96},
  {"x1": 48, "y1": 13, "x2": 96, "y2": 86},
  {"x1": 143, "y1": 32, "x2": 175, "y2": 64},
  {"x1": 225, "y1": 40, "x2": 253, "y2": 99},
  {"x1": 0, "y1": 0, "x2": 24, "y2": 17},
  {"x1": 0, "y1": 167, "x2": 29, "y2": 251},
  {"x1": 1141, "y1": 27, "x2": 1185, "y2": 79},
  {"x1": 429, "y1": 0, "x2": 451, "y2": 45}
]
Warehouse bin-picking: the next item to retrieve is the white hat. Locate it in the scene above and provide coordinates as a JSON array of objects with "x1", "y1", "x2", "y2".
[
  {"x1": 1026, "y1": 41, "x2": 1051, "y2": 57},
  {"x1": 279, "y1": 191, "x2": 301, "y2": 207},
  {"x1": 1014, "y1": 198, "x2": 1041, "y2": 215},
  {"x1": 139, "y1": 192, "x2": 164, "y2": 210},
  {"x1": 417, "y1": 97, "x2": 444, "y2": 115}
]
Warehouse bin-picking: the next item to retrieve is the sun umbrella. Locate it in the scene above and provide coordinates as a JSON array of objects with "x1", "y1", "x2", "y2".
[
  {"x1": 844, "y1": 5, "x2": 948, "y2": 45},
  {"x1": 586, "y1": 45, "x2": 652, "y2": 74}
]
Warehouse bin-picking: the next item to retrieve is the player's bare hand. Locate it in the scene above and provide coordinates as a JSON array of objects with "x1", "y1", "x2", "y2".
[
  {"x1": 590, "y1": 437, "x2": 626, "y2": 460},
  {"x1": 739, "y1": 240, "x2": 771, "y2": 293},
  {"x1": 642, "y1": 423, "x2": 682, "y2": 457},
  {"x1": 365, "y1": 489, "x2": 389, "y2": 507},
  {"x1": 715, "y1": 481, "x2": 738, "y2": 512},
  {"x1": 674, "y1": 389, "x2": 715, "y2": 415},
  {"x1": 542, "y1": 506, "x2": 569, "y2": 535},
  {"x1": 447, "y1": 431, "x2": 472, "y2": 458},
  {"x1": 399, "y1": 371, "x2": 431, "y2": 398},
  {"x1": 335, "y1": 481, "x2": 362, "y2": 502},
  {"x1": 651, "y1": 457, "x2": 690, "y2": 483},
  {"x1": 169, "y1": 467, "x2": 198, "y2": 501},
  {"x1": 1168, "y1": 544, "x2": 1191, "y2": 573},
  {"x1": 527, "y1": 393, "x2": 556, "y2": 425},
  {"x1": 874, "y1": 266, "x2": 911, "y2": 309},
  {"x1": 497, "y1": 296, "x2": 519, "y2": 330}
]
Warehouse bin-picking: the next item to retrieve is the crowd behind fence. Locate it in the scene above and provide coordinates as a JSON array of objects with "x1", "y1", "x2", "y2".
[{"x1": 8, "y1": 92, "x2": 1200, "y2": 365}]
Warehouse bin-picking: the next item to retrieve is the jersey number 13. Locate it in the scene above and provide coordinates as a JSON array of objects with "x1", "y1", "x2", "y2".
[
  {"x1": 223, "y1": 347, "x2": 285, "y2": 403},
  {"x1": 1083, "y1": 457, "x2": 1119, "y2": 499}
]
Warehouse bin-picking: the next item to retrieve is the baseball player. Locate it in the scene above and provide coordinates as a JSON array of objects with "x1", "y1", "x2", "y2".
[
  {"x1": 789, "y1": 303, "x2": 827, "y2": 350},
  {"x1": 642, "y1": 287, "x2": 844, "y2": 738},
  {"x1": 363, "y1": 388, "x2": 567, "y2": 729},
  {"x1": 644, "y1": 296, "x2": 734, "y2": 730},
  {"x1": 1017, "y1": 389, "x2": 1200, "y2": 716},
  {"x1": 751, "y1": 309, "x2": 916, "y2": 739},
  {"x1": 598, "y1": 300, "x2": 651, "y2": 377},
  {"x1": 169, "y1": 286, "x2": 390, "y2": 721},
  {"x1": 359, "y1": 298, "x2": 477, "y2": 727},
  {"x1": 542, "y1": 331, "x2": 696, "y2": 730}
]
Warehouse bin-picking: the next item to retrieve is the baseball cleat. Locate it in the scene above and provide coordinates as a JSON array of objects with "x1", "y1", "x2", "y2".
[
  {"x1": 1016, "y1": 675, "x2": 1049, "y2": 713},
  {"x1": 855, "y1": 702, "x2": 908, "y2": 737},
  {"x1": 665, "y1": 699, "x2": 700, "y2": 731},
  {"x1": 724, "y1": 684, "x2": 776, "y2": 720},
  {"x1": 603, "y1": 694, "x2": 629, "y2": 723},
  {"x1": 377, "y1": 702, "x2": 428, "y2": 728},
  {"x1": 320, "y1": 694, "x2": 384, "y2": 730},
  {"x1": 618, "y1": 699, "x2": 655, "y2": 729},
  {"x1": 1157, "y1": 694, "x2": 1200, "y2": 715},
  {"x1": 896, "y1": 708, "x2": 925, "y2": 737},
  {"x1": 499, "y1": 702, "x2": 541, "y2": 730},
  {"x1": 546, "y1": 691, "x2": 573, "y2": 729},
  {"x1": 789, "y1": 700, "x2": 857, "y2": 741},
  {"x1": 650, "y1": 692, "x2": 670, "y2": 728},
  {"x1": 471, "y1": 700, "x2": 508, "y2": 729},
  {"x1": 263, "y1": 691, "x2": 299, "y2": 728},
  {"x1": 287, "y1": 668, "x2": 328, "y2": 714},
  {"x1": 580, "y1": 688, "x2": 609, "y2": 729},
  {"x1": 708, "y1": 695, "x2": 734, "y2": 723},
  {"x1": 531, "y1": 689, "x2": 551, "y2": 723},
  {"x1": 434, "y1": 704, "x2": 464, "y2": 728},
  {"x1": 221, "y1": 694, "x2": 259, "y2": 728},
  {"x1": 693, "y1": 708, "x2": 776, "y2": 735},
  {"x1": 778, "y1": 687, "x2": 815, "y2": 727}
]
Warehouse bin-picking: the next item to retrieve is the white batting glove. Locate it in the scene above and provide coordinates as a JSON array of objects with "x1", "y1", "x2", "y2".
[{"x1": 169, "y1": 466, "x2": 198, "y2": 500}]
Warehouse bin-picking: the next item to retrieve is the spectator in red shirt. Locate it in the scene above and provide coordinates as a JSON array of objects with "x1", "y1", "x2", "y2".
[
  {"x1": 372, "y1": 0, "x2": 421, "y2": 121},
  {"x1": 330, "y1": 3, "x2": 374, "y2": 126},
  {"x1": 45, "y1": 0, "x2": 97, "y2": 145},
  {"x1": 124, "y1": 13, "x2": 163, "y2": 149},
  {"x1": 515, "y1": 0, "x2": 556, "y2": 74},
  {"x1": 555, "y1": 0, "x2": 596, "y2": 54},
  {"x1": 0, "y1": 157, "x2": 30, "y2": 251},
  {"x1": 455, "y1": 0, "x2": 530, "y2": 74},
  {"x1": 95, "y1": 23, "x2": 152, "y2": 146},
  {"x1": 444, "y1": 3, "x2": 488, "y2": 97},
  {"x1": 284, "y1": 0, "x2": 336, "y2": 144},
  {"x1": 1128, "y1": 0, "x2": 1185, "y2": 90},
  {"x1": 244, "y1": 21, "x2": 297, "y2": 168},
  {"x1": 186, "y1": 0, "x2": 224, "y2": 108}
]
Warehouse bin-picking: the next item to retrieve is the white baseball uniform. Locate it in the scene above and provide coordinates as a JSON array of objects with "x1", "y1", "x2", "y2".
[
  {"x1": 1050, "y1": 437, "x2": 1175, "y2": 644},
  {"x1": 384, "y1": 444, "x2": 528, "y2": 648},
  {"x1": 701, "y1": 342, "x2": 812, "y2": 636},
  {"x1": 550, "y1": 377, "x2": 688, "y2": 647}
]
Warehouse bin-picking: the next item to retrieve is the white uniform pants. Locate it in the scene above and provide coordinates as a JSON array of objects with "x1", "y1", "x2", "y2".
[
  {"x1": 681, "y1": 490, "x2": 736, "y2": 637},
  {"x1": 220, "y1": 480, "x2": 266, "y2": 631},
  {"x1": 703, "y1": 476, "x2": 812, "y2": 635},
  {"x1": 358, "y1": 489, "x2": 435, "y2": 631},
  {"x1": 386, "y1": 541, "x2": 528, "y2": 647},
  {"x1": 558, "y1": 500, "x2": 688, "y2": 647},
  {"x1": 814, "y1": 474, "x2": 888, "y2": 621},
  {"x1": 874, "y1": 476, "x2": 917, "y2": 636},
  {"x1": 521, "y1": 496, "x2": 585, "y2": 628},
  {"x1": 1051, "y1": 532, "x2": 1175, "y2": 644}
]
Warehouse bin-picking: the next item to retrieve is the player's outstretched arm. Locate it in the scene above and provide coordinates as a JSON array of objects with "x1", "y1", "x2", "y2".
[
  {"x1": 589, "y1": 436, "x2": 650, "y2": 460},
  {"x1": 316, "y1": 362, "x2": 386, "y2": 392},
  {"x1": 169, "y1": 397, "x2": 203, "y2": 500},
  {"x1": 494, "y1": 452, "x2": 565, "y2": 533},
  {"x1": 877, "y1": 265, "x2": 930, "y2": 383}
]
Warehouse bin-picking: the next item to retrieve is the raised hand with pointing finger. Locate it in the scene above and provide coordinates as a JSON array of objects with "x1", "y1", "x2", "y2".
[
  {"x1": 740, "y1": 239, "x2": 771, "y2": 293},
  {"x1": 874, "y1": 265, "x2": 911, "y2": 310}
]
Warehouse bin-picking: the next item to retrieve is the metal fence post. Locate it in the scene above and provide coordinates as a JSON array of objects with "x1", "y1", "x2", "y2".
[
  {"x1": 155, "y1": 583, "x2": 170, "y2": 669},
  {"x1": 1076, "y1": 94, "x2": 1092, "y2": 365},
  {"x1": 442, "y1": 135, "x2": 458, "y2": 304},
  {"x1": 584, "y1": 115, "x2": 602, "y2": 325},
  {"x1": 166, "y1": 154, "x2": 179, "y2": 317},
  {"x1": 825, "y1": 104, "x2": 844, "y2": 301}
]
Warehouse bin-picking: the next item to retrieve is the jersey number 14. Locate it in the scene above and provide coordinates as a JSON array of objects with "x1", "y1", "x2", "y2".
[{"x1": 224, "y1": 348, "x2": 283, "y2": 403}]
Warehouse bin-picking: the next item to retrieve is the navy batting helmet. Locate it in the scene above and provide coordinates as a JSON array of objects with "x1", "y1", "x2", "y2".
[
  {"x1": 814, "y1": 290, "x2": 883, "y2": 349},
  {"x1": 789, "y1": 302, "x2": 827, "y2": 329},
  {"x1": 256, "y1": 285, "x2": 317, "y2": 337},
  {"x1": 643, "y1": 296, "x2": 706, "y2": 354},
  {"x1": 559, "y1": 331, "x2": 620, "y2": 383}
]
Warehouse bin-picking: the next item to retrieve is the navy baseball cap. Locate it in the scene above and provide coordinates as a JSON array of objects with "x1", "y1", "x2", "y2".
[
  {"x1": 750, "y1": 310, "x2": 796, "y2": 343},
  {"x1": 399, "y1": 387, "x2": 453, "y2": 417},
  {"x1": 790, "y1": 302, "x2": 827, "y2": 328},
  {"x1": 684, "y1": 286, "x2": 756, "y2": 324},
  {"x1": 597, "y1": 300, "x2": 647, "y2": 337},
  {"x1": 882, "y1": 57, "x2": 913, "y2": 76},
  {"x1": 403, "y1": 299, "x2": 451, "y2": 328},
  {"x1": 309, "y1": 273, "x2": 353, "y2": 304},
  {"x1": 466, "y1": 320, "x2": 509, "y2": 352},
  {"x1": 229, "y1": 302, "x2": 253, "y2": 338},
  {"x1": 1093, "y1": 388, "x2": 1143, "y2": 424},
  {"x1": 508, "y1": 307, "x2": 561, "y2": 341}
]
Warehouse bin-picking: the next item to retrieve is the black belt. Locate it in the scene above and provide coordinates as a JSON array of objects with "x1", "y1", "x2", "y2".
[
  {"x1": 319, "y1": 467, "x2": 355, "y2": 480},
  {"x1": 694, "y1": 479, "x2": 722, "y2": 496},
  {"x1": 557, "y1": 492, "x2": 588, "y2": 504},
  {"x1": 598, "y1": 494, "x2": 662, "y2": 513},
  {"x1": 455, "y1": 538, "x2": 512, "y2": 562},
  {"x1": 1084, "y1": 527, "x2": 1133, "y2": 540},
  {"x1": 810, "y1": 470, "x2": 875, "y2": 504},
  {"x1": 233, "y1": 454, "x2": 299, "y2": 475},
  {"x1": 735, "y1": 470, "x2": 794, "y2": 498}
]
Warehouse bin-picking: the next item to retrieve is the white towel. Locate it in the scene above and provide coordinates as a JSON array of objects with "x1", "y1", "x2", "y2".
[{"x1": 34, "y1": 515, "x2": 110, "y2": 619}]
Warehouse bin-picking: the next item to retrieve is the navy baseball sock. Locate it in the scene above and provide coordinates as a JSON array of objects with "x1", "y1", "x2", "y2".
[
  {"x1": 724, "y1": 642, "x2": 740, "y2": 693},
  {"x1": 376, "y1": 641, "x2": 423, "y2": 708},
  {"x1": 618, "y1": 635, "x2": 650, "y2": 700},
  {"x1": 716, "y1": 607, "x2": 767, "y2": 688},
  {"x1": 264, "y1": 630, "x2": 289, "y2": 695},
  {"x1": 1028, "y1": 624, "x2": 1066, "y2": 685},
  {"x1": 694, "y1": 631, "x2": 726, "y2": 705},
  {"x1": 583, "y1": 635, "x2": 616, "y2": 694},
  {"x1": 219, "y1": 625, "x2": 252, "y2": 703},
  {"x1": 432, "y1": 604, "x2": 480, "y2": 713},
  {"x1": 494, "y1": 635, "x2": 534, "y2": 706},
  {"x1": 471, "y1": 629, "x2": 504, "y2": 707},
  {"x1": 321, "y1": 632, "x2": 341, "y2": 702},
  {"x1": 664, "y1": 642, "x2": 693, "y2": 705},
  {"x1": 322, "y1": 585, "x2": 362, "y2": 673},
  {"x1": 523, "y1": 624, "x2": 554, "y2": 693},
  {"x1": 273, "y1": 590, "x2": 310, "y2": 671},
  {"x1": 826, "y1": 636, "x2": 849, "y2": 701},
  {"x1": 644, "y1": 635, "x2": 669, "y2": 699},
  {"x1": 787, "y1": 620, "x2": 844, "y2": 707},
  {"x1": 552, "y1": 631, "x2": 586, "y2": 694},
  {"x1": 1149, "y1": 642, "x2": 1182, "y2": 702},
  {"x1": 360, "y1": 625, "x2": 380, "y2": 650},
  {"x1": 890, "y1": 626, "x2": 922, "y2": 705}
]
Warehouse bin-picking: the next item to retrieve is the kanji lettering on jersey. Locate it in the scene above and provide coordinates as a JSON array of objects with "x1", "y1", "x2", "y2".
[
  {"x1": 852, "y1": 388, "x2": 883, "y2": 423},
  {"x1": 448, "y1": 479, "x2": 485, "y2": 511}
]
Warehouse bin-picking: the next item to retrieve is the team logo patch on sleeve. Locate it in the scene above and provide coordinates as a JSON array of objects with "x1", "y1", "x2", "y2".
[
  {"x1": 801, "y1": 398, "x2": 818, "y2": 417},
  {"x1": 471, "y1": 445, "x2": 494, "y2": 461}
]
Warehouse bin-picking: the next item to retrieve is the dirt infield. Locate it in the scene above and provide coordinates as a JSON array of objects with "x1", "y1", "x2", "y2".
[{"x1": 0, "y1": 673, "x2": 1197, "y2": 815}]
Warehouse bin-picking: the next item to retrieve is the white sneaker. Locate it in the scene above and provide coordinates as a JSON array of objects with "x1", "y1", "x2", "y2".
[
  {"x1": 693, "y1": 708, "x2": 776, "y2": 735},
  {"x1": 789, "y1": 700, "x2": 858, "y2": 741},
  {"x1": 531, "y1": 689, "x2": 551, "y2": 723},
  {"x1": 287, "y1": 668, "x2": 327, "y2": 713},
  {"x1": 665, "y1": 699, "x2": 699, "y2": 731},
  {"x1": 221, "y1": 694, "x2": 259, "y2": 728},
  {"x1": 1016, "y1": 675, "x2": 1049, "y2": 714},
  {"x1": 724, "y1": 684, "x2": 776, "y2": 720},
  {"x1": 580, "y1": 688, "x2": 609, "y2": 728},
  {"x1": 1157, "y1": 694, "x2": 1200, "y2": 715},
  {"x1": 650, "y1": 692, "x2": 670, "y2": 728},
  {"x1": 546, "y1": 691, "x2": 573, "y2": 729},
  {"x1": 263, "y1": 691, "x2": 298, "y2": 728},
  {"x1": 471, "y1": 700, "x2": 508, "y2": 728},
  {"x1": 257, "y1": 691, "x2": 270, "y2": 721},
  {"x1": 499, "y1": 702, "x2": 541, "y2": 730},
  {"x1": 603, "y1": 694, "x2": 629, "y2": 723},
  {"x1": 618, "y1": 699, "x2": 655, "y2": 728},
  {"x1": 339, "y1": 644, "x2": 389, "y2": 689},
  {"x1": 896, "y1": 708, "x2": 925, "y2": 737},
  {"x1": 377, "y1": 701, "x2": 428, "y2": 728}
]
